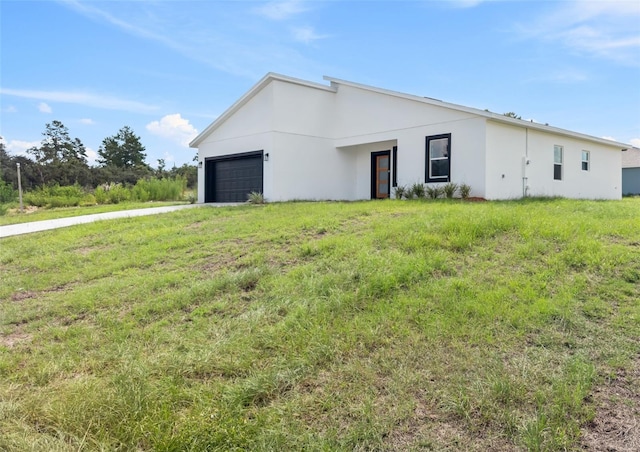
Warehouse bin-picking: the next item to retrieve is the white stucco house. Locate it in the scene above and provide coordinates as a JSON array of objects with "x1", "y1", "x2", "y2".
[
  {"x1": 622, "y1": 148, "x2": 640, "y2": 195},
  {"x1": 190, "y1": 73, "x2": 630, "y2": 202}
]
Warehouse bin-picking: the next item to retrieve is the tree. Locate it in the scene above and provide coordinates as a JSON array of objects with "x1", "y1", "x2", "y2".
[
  {"x1": 98, "y1": 126, "x2": 148, "y2": 169},
  {"x1": 26, "y1": 121, "x2": 91, "y2": 186},
  {"x1": 97, "y1": 126, "x2": 151, "y2": 185},
  {"x1": 156, "y1": 158, "x2": 167, "y2": 179},
  {"x1": 169, "y1": 163, "x2": 197, "y2": 189},
  {"x1": 503, "y1": 112, "x2": 522, "y2": 120}
]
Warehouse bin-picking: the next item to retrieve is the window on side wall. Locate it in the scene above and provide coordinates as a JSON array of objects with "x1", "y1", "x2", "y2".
[
  {"x1": 581, "y1": 151, "x2": 590, "y2": 171},
  {"x1": 426, "y1": 134, "x2": 451, "y2": 183},
  {"x1": 554, "y1": 145, "x2": 563, "y2": 180}
]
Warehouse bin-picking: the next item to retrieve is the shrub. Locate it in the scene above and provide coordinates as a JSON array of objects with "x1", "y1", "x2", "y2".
[
  {"x1": 107, "y1": 184, "x2": 130, "y2": 204},
  {"x1": 426, "y1": 185, "x2": 443, "y2": 199},
  {"x1": 81, "y1": 194, "x2": 97, "y2": 206},
  {"x1": 459, "y1": 183, "x2": 471, "y2": 199},
  {"x1": 247, "y1": 191, "x2": 265, "y2": 204},
  {"x1": 133, "y1": 177, "x2": 186, "y2": 202},
  {"x1": 24, "y1": 184, "x2": 85, "y2": 208},
  {"x1": 94, "y1": 183, "x2": 130, "y2": 204},
  {"x1": 0, "y1": 180, "x2": 16, "y2": 203},
  {"x1": 443, "y1": 182, "x2": 458, "y2": 199},
  {"x1": 410, "y1": 183, "x2": 425, "y2": 199},
  {"x1": 393, "y1": 185, "x2": 406, "y2": 200},
  {"x1": 94, "y1": 186, "x2": 109, "y2": 204}
]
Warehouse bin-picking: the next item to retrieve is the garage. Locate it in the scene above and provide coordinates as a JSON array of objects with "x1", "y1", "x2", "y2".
[{"x1": 204, "y1": 151, "x2": 263, "y2": 202}]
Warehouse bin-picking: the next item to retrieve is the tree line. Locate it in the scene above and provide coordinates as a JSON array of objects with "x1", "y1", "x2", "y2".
[{"x1": 0, "y1": 120, "x2": 196, "y2": 192}]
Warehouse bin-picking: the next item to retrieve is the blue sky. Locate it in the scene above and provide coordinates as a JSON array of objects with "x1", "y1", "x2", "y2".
[{"x1": 1, "y1": 0, "x2": 639, "y2": 168}]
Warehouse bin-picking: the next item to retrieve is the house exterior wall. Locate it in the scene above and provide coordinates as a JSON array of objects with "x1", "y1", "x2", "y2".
[
  {"x1": 387, "y1": 119, "x2": 487, "y2": 198},
  {"x1": 485, "y1": 121, "x2": 621, "y2": 200},
  {"x1": 195, "y1": 75, "x2": 624, "y2": 202},
  {"x1": 197, "y1": 83, "x2": 276, "y2": 203},
  {"x1": 331, "y1": 84, "x2": 488, "y2": 198},
  {"x1": 272, "y1": 80, "x2": 335, "y2": 138},
  {"x1": 332, "y1": 84, "x2": 477, "y2": 141},
  {"x1": 622, "y1": 168, "x2": 640, "y2": 195},
  {"x1": 485, "y1": 121, "x2": 528, "y2": 199},
  {"x1": 525, "y1": 129, "x2": 621, "y2": 199},
  {"x1": 269, "y1": 133, "x2": 355, "y2": 201}
]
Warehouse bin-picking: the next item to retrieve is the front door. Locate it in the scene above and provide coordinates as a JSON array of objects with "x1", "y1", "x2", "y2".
[{"x1": 371, "y1": 151, "x2": 391, "y2": 199}]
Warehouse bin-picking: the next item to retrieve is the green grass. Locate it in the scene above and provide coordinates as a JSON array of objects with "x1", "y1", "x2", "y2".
[
  {"x1": 0, "y1": 201, "x2": 189, "y2": 226},
  {"x1": 1, "y1": 198, "x2": 639, "y2": 450}
]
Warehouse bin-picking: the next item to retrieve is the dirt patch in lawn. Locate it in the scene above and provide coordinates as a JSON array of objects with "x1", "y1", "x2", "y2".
[
  {"x1": 581, "y1": 356, "x2": 640, "y2": 451},
  {"x1": 9, "y1": 284, "x2": 71, "y2": 302},
  {"x1": 0, "y1": 330, "x2": 32, "y2": 348}
]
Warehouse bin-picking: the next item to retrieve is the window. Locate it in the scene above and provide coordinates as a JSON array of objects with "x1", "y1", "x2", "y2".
[
  {"x1": 581, "y1": 151, "x2": 590, "y2": 171},
  {"x1": 554, "y1": 145, "x2": 563, "y2": 180},
  {"x1": 426, "y1": 134, "x2": 451, "y2": 183}
]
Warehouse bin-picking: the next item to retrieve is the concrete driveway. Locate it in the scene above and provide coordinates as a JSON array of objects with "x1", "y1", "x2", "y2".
[{"x1": 0, "y1": 203, "x2": 238, "y2": 238}]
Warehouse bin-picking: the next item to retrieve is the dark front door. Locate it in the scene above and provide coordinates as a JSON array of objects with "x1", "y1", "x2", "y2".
[
  {"x1": 371, "y1": 150, "x2": 391, "y2": 199},
  {"x1": 204, "y1": 151, "x2": 263, "y2": 202}
]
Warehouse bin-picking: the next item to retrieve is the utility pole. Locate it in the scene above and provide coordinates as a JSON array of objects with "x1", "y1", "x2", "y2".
[{"x1": 16, "y1": 162, "x2": 23, "y2": 213}]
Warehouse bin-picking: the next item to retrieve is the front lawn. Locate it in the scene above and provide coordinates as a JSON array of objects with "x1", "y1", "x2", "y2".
[{"x1": 1, "y1": 199, "x2": 638, "y2": 450}]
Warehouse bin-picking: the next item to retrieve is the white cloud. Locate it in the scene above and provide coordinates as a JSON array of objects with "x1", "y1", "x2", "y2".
[
  {"x1": 630, "y1": 138, "x2": 640, "y2": 148},
  {"x1": 79, "y1": 118, "x2": 95, "y2": 125},
  {"x1": 146, "y1": 114, "x2": 198, "y2": 147},
  {"x1": 254, "y1": 0, "x2": 308, "y2": 20},
  {"x1": 291, "y1": 26, "x2": 329, "y2": 44},
  {"x1": 163, "y1": 151, "x2": 175, "y2": 164},
  {"x1": 0, "y1": 88, "x2": 158, "y2": 114},
  {"x1": 38, "y1": 102, "x2": 52, "y2": 113},
  {"x1": 517, "y1": 0, "x2": 640, "y2": 66},
  {"x1": 86, "y1": 147, "x2": 98, "y2": 166},
  {"x1": 4, "y1": 105, "x2": 17, "y2": 113},
  {"x1": 4, "y1": 139, "x2": 40, "y2": 156}
]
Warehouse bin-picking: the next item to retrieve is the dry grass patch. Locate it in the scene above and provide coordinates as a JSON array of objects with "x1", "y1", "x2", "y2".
[{"x1": 581, "y1": 355, "x2": 640, "y2": 451}]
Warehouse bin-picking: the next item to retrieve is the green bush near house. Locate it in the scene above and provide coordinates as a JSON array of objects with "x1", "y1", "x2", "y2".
[
  {"x1": 393, "y1": 185, "x2": 407, "y2": 199},
  {"x1": 442, "y1": 182, "x2": 458, "y2": 199},
  {"x1": 459, "y1": 183, "x2": 472, "y2": 199},
  {"x1": 426, "y1": 184, "x2": 443, "y2": 199},
  {"x1": 409, "y1": 182, "x2": 425, "y2": 199}
]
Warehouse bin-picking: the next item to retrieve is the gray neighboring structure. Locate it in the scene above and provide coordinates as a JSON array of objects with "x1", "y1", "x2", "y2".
[{"x1": 622, "y1": 148, "x2": 640, "y2": 195}]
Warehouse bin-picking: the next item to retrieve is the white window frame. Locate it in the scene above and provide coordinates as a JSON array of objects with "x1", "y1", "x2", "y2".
[
  {"x1": 581, "y1": 150, "x2": 590, "y2": 171},
  {"x1": 554, "y1": 145, "x2": 563, "y2": 181}
]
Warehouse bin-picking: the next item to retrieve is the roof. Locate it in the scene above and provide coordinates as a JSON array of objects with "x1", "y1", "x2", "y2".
[
  {"x1": 190, "y1": 73, "x2": 632, "y2": 150},
  {"x1": 622, "y1": 148, "x2": 640, "y2": 168}
]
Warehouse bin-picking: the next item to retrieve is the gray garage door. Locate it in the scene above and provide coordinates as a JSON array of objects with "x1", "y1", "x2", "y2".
[{"x1": 204, "y1": 151, "x2": 263, "y2": 203}]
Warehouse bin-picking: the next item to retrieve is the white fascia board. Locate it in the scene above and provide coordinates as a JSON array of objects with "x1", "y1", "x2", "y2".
[
  {"x1": 190, "y1": 73, "x2": 336, "y2": 148},
  {"x1": 323, "y1": 75, "x2": 631, "y2": 151}
]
